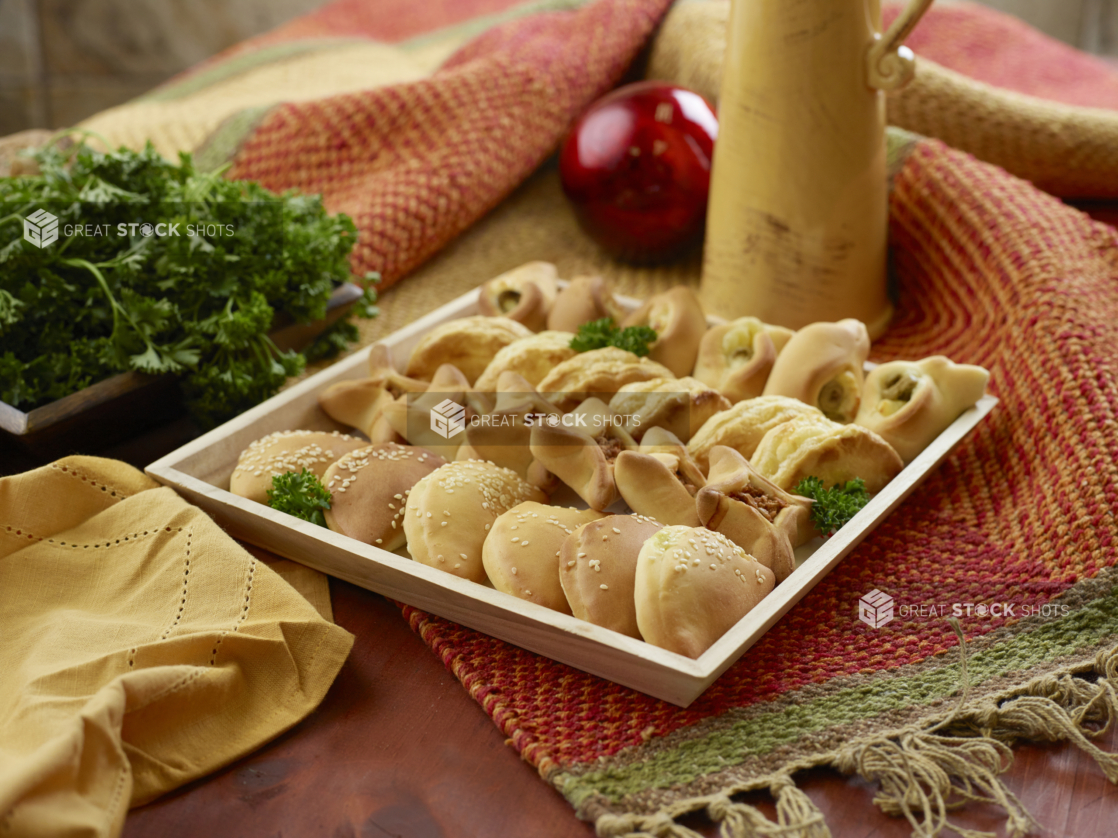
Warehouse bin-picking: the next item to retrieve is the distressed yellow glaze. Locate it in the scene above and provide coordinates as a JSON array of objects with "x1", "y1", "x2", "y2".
[{"x1": 700, "y1": 0, "x2": 933, "y2": 339}]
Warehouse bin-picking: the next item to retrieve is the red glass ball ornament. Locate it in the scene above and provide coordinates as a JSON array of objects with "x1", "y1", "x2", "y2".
[{"x1": 559, "y1": 81, "x2": 718, "y2": 263}]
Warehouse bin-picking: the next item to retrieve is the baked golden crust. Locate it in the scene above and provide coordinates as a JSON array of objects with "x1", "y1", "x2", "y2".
[
  {"x1": 528, "y1": 398, "x2": 637, "y2": 510},
  {"x1": 762, "y1": 318, "x2": 871, "y2": 423},
  {"x1": 404, "y1": 315, "x2": 533, "y2": 384},
  {"x1": 382, "y1": 363, "x2": 472, "y2": 462},
  {"x1": 456, "y1": 372, "x2": 561, "y2": 488},
  {"x1": 560, "y1": 514, "x2": 663, "y2": 638},
  {"x1": 536, "y1": 347, "x2": 675, "y2": 412},
  {"x1": 621, "y1": 286, "x2": 708, "y2": 377},
  {"x1": 323, "y1": 443, "x2": 446, "y2": 552},
  {"x1": 614, "y1": 451, "x2": 701, "y2": 527},
  {"x1": 686, "y1": 395, "x2": 826, "y2": 474},
  {"x1": 482, "y1": 502, "x2": 604, "y2": 613},
  {"x1": 230, "y1": 430, "x2": 368, "y2": 504},
  {"x1": 473, "y1": 330, "x2": 577, "y2": 392},
  {"x1": 546, "y1": 275, "x2": 627, "y2": 332},
  {"x1": 749, "y1": 417, "x2": 903, "y2": 494},
  {"x1": 696, "y1": 446, "x2": 811, "y2": 581},
  {"x1": 476, "y1": 261, "x2": 560, "y2": 332},
  {"x1": 854, "y1": 356, "x2": 989, "y2": 463},
  {"x1": 634, "y1": 525, "x2": 774, "y2": 658},
  {"x1": 692, "y1": 317, "x2": 795, "y2": 403},
  {"x1": 403, "y1": 460, "x2": 547, "y2": 583},
  {"x1": 317, "y1": 343, "x2": 429, "y2": 441},
  {"x1": 608, "y1": 376, "x2": 730, "y2": 442}
]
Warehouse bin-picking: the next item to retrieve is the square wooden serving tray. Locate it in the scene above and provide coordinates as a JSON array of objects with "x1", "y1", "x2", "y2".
[{"x1": 146, "y1": 287, "x2": 997, "y2": 707}]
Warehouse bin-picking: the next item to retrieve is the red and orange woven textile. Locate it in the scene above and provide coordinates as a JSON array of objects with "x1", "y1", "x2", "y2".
[
  {"x1": 382, "y1": 3, "x2": 1117, "y2": 835},
  {"x1": 403, "y1": 132, "x2": 1118, "y2": 832},
  {"x1": 223, "y1": 0, "x2": 673, "y2": 288},
  {"x1": 66, "y1": 0, "x2": 1118, "y2": 833}
]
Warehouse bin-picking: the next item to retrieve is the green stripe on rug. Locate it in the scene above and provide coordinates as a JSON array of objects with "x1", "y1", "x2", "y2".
[
  {"x1": 193, "y1": 105, "x2": 273, "y2": 173},
  {"x1": 559, "y1": 585, "x2": 1118, "y2": 808},
  {"x1": 136, "y1": 39, "x2": 371, "y2": 103}
]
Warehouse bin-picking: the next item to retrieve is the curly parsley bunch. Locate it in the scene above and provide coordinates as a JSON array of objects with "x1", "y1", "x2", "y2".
[{"x1": 0, "y1": 138, "x2": 374, "y2": 428}]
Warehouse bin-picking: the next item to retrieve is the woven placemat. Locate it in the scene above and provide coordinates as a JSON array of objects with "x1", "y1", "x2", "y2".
[
  {"x1": 394, "y1": 133, "x2": 1118, "y2": 837},
  {"x1": 15, "y1": 0, "x2": 1118, "y2": 833}
]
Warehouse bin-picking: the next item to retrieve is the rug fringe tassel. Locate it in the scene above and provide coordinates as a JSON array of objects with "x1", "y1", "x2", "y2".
[
  {"x1": 703, "y1": 776, "x2": 831, "y2": 838},
  {"x1": 593, "y1": 642, "x2": 1118, "y2": 838},
  {"x1": 830, "y1": 640, "x2": 1118, "y2": 837},
  {"x1": 834, "y1": 730, "x2": 1036, "y2": 838},
  {"x1": 596, "y1": 774, "x2": 830, "y2": 838},
  {"x1": 595, "y1": 811, "x2": 706, "y2": 838}
]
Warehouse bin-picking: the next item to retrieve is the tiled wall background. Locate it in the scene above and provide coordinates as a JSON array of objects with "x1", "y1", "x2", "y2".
[{"x1": 0, "y1": 0, "x2": 1115, "y2": 137}]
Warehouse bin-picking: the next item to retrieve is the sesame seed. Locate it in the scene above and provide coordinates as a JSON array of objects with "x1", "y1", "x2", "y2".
[{"x1": 600, "y1": 584, "x2": 609, "y2": 590}]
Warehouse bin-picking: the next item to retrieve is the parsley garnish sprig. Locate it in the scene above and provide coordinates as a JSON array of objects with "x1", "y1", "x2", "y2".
[
  {"x1": 570, "y1": 317, "x2": 658, "y2": 356},
  {"x1": 267, "y1": 469, "x2": 332, "y2": 527},
  {"x1": 794, "y1": 476, "x2": 871, "y2": 537}
]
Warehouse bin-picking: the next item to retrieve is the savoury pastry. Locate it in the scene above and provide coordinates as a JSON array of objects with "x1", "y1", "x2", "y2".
[
  {"x1": 637, "y1": 427, "x2": 707, "y2": 487},
  {"x1": 476, "y1": 261, "x2": 560, "y2": 332},
  {"x1": 456, "y1": 372, "x2": 560, "y2": 489},
  {"x1": 404, "y1": 315, "x2": 533, "y2": 384},
  {"x1": 322, "y1": 443, "x2": 446, "y2": 551},
  {"x1": 382, "y1": 364, "x2": 472, "y2": 461},
  {"x1": 529, "y1": 398, "x2": 637, "y2": 510},
  {"x1": 403, "y1": 460, "x2": 547, "y2": 583},
  {"x1": 547, "y1": 275, "x2": 627, "y2": 332},
  {"x1": 762, "y1": 318, "x2": 870, "y2": 423},
  {"x1": 317, "y1": 343, "x2": 428, "y2": 440},
  {"x1": 560, "y1": 514, "x2": 663, "y2": 638},
  {"x1": 749, "y1": 417, "x2": 903, "y2": 494},
  {"x1": 614, "y1": 450, "x2": 702, "y2": 527},
  {"x1": 608, "y1": 376, "x2": 730, "y2": 442},
  {"x1": 855, "y1": 356, "x2": 990, "y2": 463},
  {"x1": 696, "y1": 446, "x2": 812, "y2": 581},
  {"x1": 621, "y1": 286, "x2": 707, "y2": 377},
  {"x1": 686, "y1": 395, "x2": 826, "y2": 474},
  {"x1": 482, "y1": 502, "x2": 604, "y2": 613},
  {"x1": 536, "y1": 347, "x2": 675, "y2": 412},
  {"x1": 230, "y1": 430, "x2": 368, "y2": 504},
  {"x1": 693, "y1": 317, "x2": 795, "y2": 403},
  {"x1": 317, "y1": 379, "x2": 401, "y2": 442},
  {"x1": 473, "y1": 330, "x2": 577, "y2": 392},
  {"x1": 634, "y1": 525, "x2": 774, "y2": 658}
]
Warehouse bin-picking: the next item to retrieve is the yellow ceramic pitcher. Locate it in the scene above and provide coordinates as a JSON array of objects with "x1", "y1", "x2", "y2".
[{"x1": 699, "y1": 0, "x2": 935, "y2": 339}]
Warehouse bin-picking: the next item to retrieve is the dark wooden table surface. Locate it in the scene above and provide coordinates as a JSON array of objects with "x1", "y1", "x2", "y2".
[
  {"x1": 4, "y1": 298, "x2": 1118, "y2": 837},
  {"x1": 118, "y1": 576, "x2": 1118, "y2": 838}
]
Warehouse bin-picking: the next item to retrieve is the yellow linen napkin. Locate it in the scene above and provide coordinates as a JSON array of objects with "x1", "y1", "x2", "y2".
[{"x1": 0, "y1": 456, "x2": 354, "y2": 838}]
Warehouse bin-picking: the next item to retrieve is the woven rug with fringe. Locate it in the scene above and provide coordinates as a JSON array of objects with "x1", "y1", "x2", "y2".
[{"x1": 18, "y1": 0, "x2": 1118, "y2": 834}]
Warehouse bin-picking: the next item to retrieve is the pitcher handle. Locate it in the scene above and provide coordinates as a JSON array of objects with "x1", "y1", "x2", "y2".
[{"x1": 866, "y1": 0, "x2": 935, "y2": 90}]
